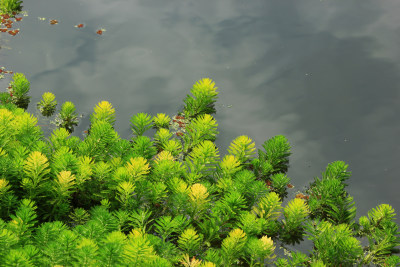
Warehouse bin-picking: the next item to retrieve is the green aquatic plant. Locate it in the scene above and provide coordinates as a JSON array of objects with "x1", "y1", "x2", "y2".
[
  {"x1": 37, "y1": 92, "x2": 57, "y2": 117},
  {"x1": 306, "y1": 220, "x2": 363, "y2": 266},
  {"x1": 228, "y1": 135, "x2": 256, "y2": 165},
  {"x1": 91, "y1": 100, "x2": 116, "y2": 126},
  {"x1": 153, "y1": 113, "x2": 171, "y2": 129},
  {"x1": 154, "y1": 128, "x2": 173, "y2": 150},
  {"x1": 183, "y1": 78, "x2": 219, "y2": 118},
  {"x1": 54, "y1": 101, "x2": 79, "y2": 133},
  {"x1": 307, "y1": 161, "x2": 357, "y2": 225},
  {"x1": 0, "y1": 76, "x2": 399, "y2": 266},
  {"x1": 252, "y1": 135, "x2": 291, "y2": 180},
  {"x1": 130, "y1": 112, "x2": 153, "y2": 138},
  {"x1": 0, "y1": 0, "x2": 22, "y2": 14},
  {"x1": 270, "y1": 173, "x2": 291, "y2": 198},
  {"x1": 8, "y1": 73, "x2": 30, "y2": 109},
  {"x1": 281, "y1": 198, "x2": 310, "y2": 244},
  {"x1": 358, "y1": 204, "x2": 400, "y2": 265}
]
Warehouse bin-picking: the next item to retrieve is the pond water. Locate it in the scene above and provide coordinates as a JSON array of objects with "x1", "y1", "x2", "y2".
[{"x1": 1, "y1": 0, "x2": 399, "y2": 225}]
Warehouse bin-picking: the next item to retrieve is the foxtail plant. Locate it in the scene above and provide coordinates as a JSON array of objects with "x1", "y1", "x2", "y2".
[
  {"x1": 153, "y1": 113, "x2": 171, "y2": 129},
  {"x1": 91, "y1": 101, "x2": 116, "y2": 126},
  {"x1": 8, "y1": 73, "x2": 30, "y2": 109},
  {"x1": 130, "y1": 112, "x2": 153, "y2": 138},
  {"x1": 54, "y1": 101, "x2": 79, "y2": 133},
  {"x1": 183, "y1": 78, "x2": 218, "y2": 118},
  {"x1": 37, "y1": 92, "x2": 57, "y2": 117}
]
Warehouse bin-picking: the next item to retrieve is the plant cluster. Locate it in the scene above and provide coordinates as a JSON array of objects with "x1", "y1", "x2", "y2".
[
  {"x1": 0, "y1": 75, "x2": 399, "y2": 266},
  {"x1": 0, "y1": 0, "x2": 22, "y2": 15}
]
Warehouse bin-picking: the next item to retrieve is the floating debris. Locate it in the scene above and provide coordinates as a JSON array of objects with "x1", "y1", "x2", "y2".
[
  {"x1": 0, "y1": 67, "x2": 14, "y2": 74},
  {"x1": 96, "y1": 28, "x2": 106, "y2": 35},
  {"x1": 75, "y1": 23, "x2": 84, "y2": 28},
  {"x1": 15, "y1": 17, "x2": 22, "y2": 21},
  {"x1": 295, "y1": 193, "x2": 309, "y2": 200},
  {"x1": 8, "y1": 29, "x2": 19, "y2": 36},
  {"x1": 49, "y1": 19, "x2": 58, "y2": 25},
  {"x1": 38, "y1": 17, "x2": 46, "y2": 21}
]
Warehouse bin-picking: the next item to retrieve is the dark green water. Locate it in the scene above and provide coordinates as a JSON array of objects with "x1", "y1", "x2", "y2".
[{"x1": 1, "y1": 0, "x2": 399, "y2": 222}]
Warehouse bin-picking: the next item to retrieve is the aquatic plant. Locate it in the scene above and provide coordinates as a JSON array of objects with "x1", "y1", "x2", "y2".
[
  {"x1": 0, "y1": 76, "x2": 399, "y2": 266},
  {"x1": 183, "y1": 78, "x2": 218, "y2": 118},
  {"x1": 153, "y1": 113, "x2": 171, "y2": 129},
  {"x1": 37, "y1": 92, "x2": 57, "y2": 117},
  {"x1": 7, "y1": 72, "x2": 30, "y2": 109},
  {"x1": 54, "y1": 101, "x2": 79, "y2": 133},
  {"x1": 0, "y1": 0, "x2": 22, "y2": 15}
]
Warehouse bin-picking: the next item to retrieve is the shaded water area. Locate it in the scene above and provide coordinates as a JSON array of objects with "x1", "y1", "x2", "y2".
[{"x1": 1, "y1": 0, "x2": 399, "y2": 231}]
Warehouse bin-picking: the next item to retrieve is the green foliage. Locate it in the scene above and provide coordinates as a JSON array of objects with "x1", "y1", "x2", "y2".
[
  {"x1": 123, "y1": 229, "x2": 158, "y2": 265},
  {"x1": 7, "y1": 199, "x2": 38, "y2": 246},
  {"x1": 15, "y1": 112, "x2": 43, "y2": 150},
  {"x1": 245, "y1": 235, "x2": 276, "y2": 266},
  {"x1": 183, "y1": 114, "x2": 218, "y2": 152},
  {"x1": 22, "y1": 151, "x2": 50, "y2": 199},
  {"x1": 270, "y1": 173, "x2": 290, "y2": 198},
  {"x1": 252, "y1": 135, "x2": 291, "y2": 179},
  {"x1": 0, "y1": 77, "x2": 398, "y2": 266},
  {"x1": 153, "y1": 113, "x2": 171, "y2": 129},
  {"x1": 306, "y1": 220, "x2": 363, "y2": 266},
  {"x1": 130, "y1": 112, "x2": 153, "y2": 137},
  {"x1": 186, "y1": 140, "x2": 219, "y2": 182},
  {"x1": 281, "y1": 198, "x2": 310, "y2": 243},
  {"x1": 219, "y1": 155, "x2": 242, "y2": 177},
  {"x1": 275, "y1": 251, "x2": 309, "y2": 267},
  {"x1": 154, "y1": 128, "x2": 173, "y2": 150},
  {"x1": 0, "y1": 108, "x2": 16, "y2": 150},
  {"x1": 178, "y1": 227, "x2": 203, "y2": 256},
  {"x1": 359, "y1": 204, "x2": 400, "y2": 265},
  {"x1": 116, "y1": 181, "x2": 136, "y2": 210},
  {"x1": 262, "y1": 135, "x2": 291, "y2": 173},
  {"x1": 252, "y1": 191, "x2": 282, "y2": 221},
  {"x1": 8, "y1": 73, "x2": 30, "y2": 109},
  {"x1": 162, "y1": 139, "x2": 182, "y2": 157},
  {"x1": 125, "y1": 156, "x2": 150, "y2": 182},
  {"x1": 50, "y1": 146, "x2": 79, "y2": 176},
  {"x1": 183, "y1": 78, "x2": 219, "y2": 118},
  {"x1": 221, "y1": 228, "x2": 247, "y2": 265},
  {"x1": 213, "y1": 191, "x2": 247, "y2": 223},
  {"x1": 131, "y1": 135, "x2": 157, "y2": 160},
  {"x1": 307, "y1": 161, "x2": 356, "y2": 225},
  {"x1": 155, "y1": 215, "x2": 189, "y2": 242},
  {"x1": 78, "y1": 120, "x2": 120, "y2": 161},
  {"x1": 322, "y1": 160, "x2": 351, "y2": 183},
  {"x1": 188, "y1": 183, "x2": 210, "y2": 219},
  {"x1": 236, "y1": 211, "x2": 262, "y2": 236},
  {"x1": 54, "y1": 101, "x2": 79, "y2": 133},
  {"x1": 228, "y1": 135, "x2": 256, "y2": 164},
  {"x1": 129, "y1": 208, "x2": 153, "y2": 233},
  {"x1": 90, "y1": 100, "x2": 116, "y2": 126},
  {"x1": 69, "y1": 207, "x2": 90, "y2": 226},
  {"x1": 37, "y1": 92, "x2": 57, "y2": 117},
  {"x1": 0, "y1": 0, "x2": 22, "y2": 14}
]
